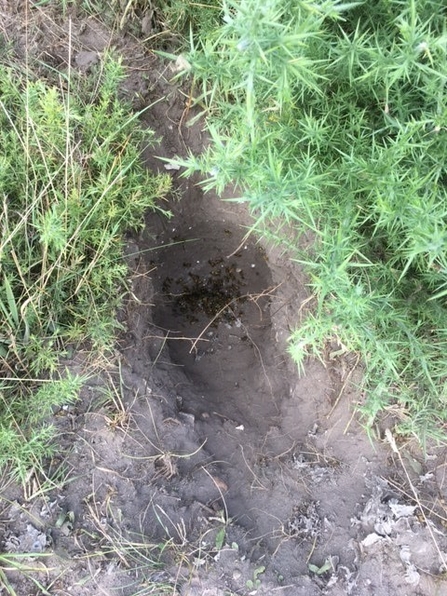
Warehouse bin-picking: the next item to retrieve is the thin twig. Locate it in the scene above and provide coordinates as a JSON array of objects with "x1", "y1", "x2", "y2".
[{"x1": 327, "y1": 354, "x2": 360, "y2": 419}]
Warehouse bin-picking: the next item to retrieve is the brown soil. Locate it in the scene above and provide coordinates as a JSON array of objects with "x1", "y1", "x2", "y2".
[{"x1": 1, "y1": 4, "x2": 447, "y2": 596}]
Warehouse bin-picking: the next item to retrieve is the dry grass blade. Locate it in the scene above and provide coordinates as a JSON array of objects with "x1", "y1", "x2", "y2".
[{"x1": 385, "y1": 429, "x2": 447, "y2": 571}]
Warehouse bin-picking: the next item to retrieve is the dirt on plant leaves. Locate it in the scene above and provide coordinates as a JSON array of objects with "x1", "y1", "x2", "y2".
[{"x1": 2, "y1": 3, "x2": 447, "y2": 596}]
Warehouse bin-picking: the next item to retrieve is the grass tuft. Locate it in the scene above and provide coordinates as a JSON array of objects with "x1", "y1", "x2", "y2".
[{"x1": 0, "y1": 49, "x2": 170, "y2": 478}]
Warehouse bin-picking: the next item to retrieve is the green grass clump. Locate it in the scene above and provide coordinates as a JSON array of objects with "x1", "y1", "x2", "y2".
[
  {"x1": 172, "y1": 0, "x2": 447, "y2": 442},
  {"x1": 157, "y1": 0, "x2": 222, "y2": 40},
  {"x1": 0, "y1": 53, "x2": 170, "y2": 477}
]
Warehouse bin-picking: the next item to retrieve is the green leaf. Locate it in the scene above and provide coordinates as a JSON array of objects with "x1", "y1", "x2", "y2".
[
  {"x1": 253, "y1": 566, "x2": 265, "y2": 579},
  {"x1": 309, "y1": 560, "x2": 332, "y2": 575},
  {"x1": 215, "y1": 527, "x2": 225, "y2": 550},
  {"x1": 2, "y1": 274, "x2": 19, "y2": 327}
]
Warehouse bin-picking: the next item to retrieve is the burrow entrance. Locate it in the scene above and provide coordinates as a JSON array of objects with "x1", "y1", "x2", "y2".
[
  {"x1": 150, "y1": 217, "x2": 286, "y2": 432},
  {"x1": 144, "y1": 192, "x2": 296, "y2": 530}
]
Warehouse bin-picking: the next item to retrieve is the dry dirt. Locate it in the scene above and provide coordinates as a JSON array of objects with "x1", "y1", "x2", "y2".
[{"x1": 2, "y1": 4, "x2": 447, "y2": 596}]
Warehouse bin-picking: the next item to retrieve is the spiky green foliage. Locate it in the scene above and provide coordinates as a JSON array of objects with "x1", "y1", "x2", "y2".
[
  {"x1": 0, "y1": 53, "x2": 170, "y2": 476},
  {"x1": 172, "y1": 0, "x2": 447, "y2": 441}
]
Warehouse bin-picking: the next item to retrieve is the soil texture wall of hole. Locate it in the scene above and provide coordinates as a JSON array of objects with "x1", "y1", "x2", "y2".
[
  {"x1": 150, "y1": 218, "x2": 285, "y2": 431},
  {"x1": 142, "y1": 197, "x2": 299, "y2": 534}
]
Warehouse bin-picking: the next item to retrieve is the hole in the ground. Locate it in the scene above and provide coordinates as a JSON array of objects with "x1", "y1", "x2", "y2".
[
  {"x1": 139, "y1": 124, "x2": 296, "y2": 538},
  {"x1": 150, "y1": 218, "x2": 283, "y2": 431}
]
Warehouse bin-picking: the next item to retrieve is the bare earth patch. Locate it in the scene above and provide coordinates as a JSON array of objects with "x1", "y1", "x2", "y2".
[{"x1": 1, "y1": 3, "x2": 447, "y2": 596}]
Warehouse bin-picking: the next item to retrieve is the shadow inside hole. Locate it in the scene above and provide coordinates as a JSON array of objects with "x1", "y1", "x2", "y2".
[{"x1": 150, "y1": 220, "x2": 279, "y2": 428}]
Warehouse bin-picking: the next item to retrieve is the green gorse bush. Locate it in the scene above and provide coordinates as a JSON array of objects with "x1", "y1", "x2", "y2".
[
  {"x1": 173, "y1": 0, "x2": 447, "y2": 441},
  {"x1": 0, "y1": 53, "x2": 170, "y2": 476}
]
